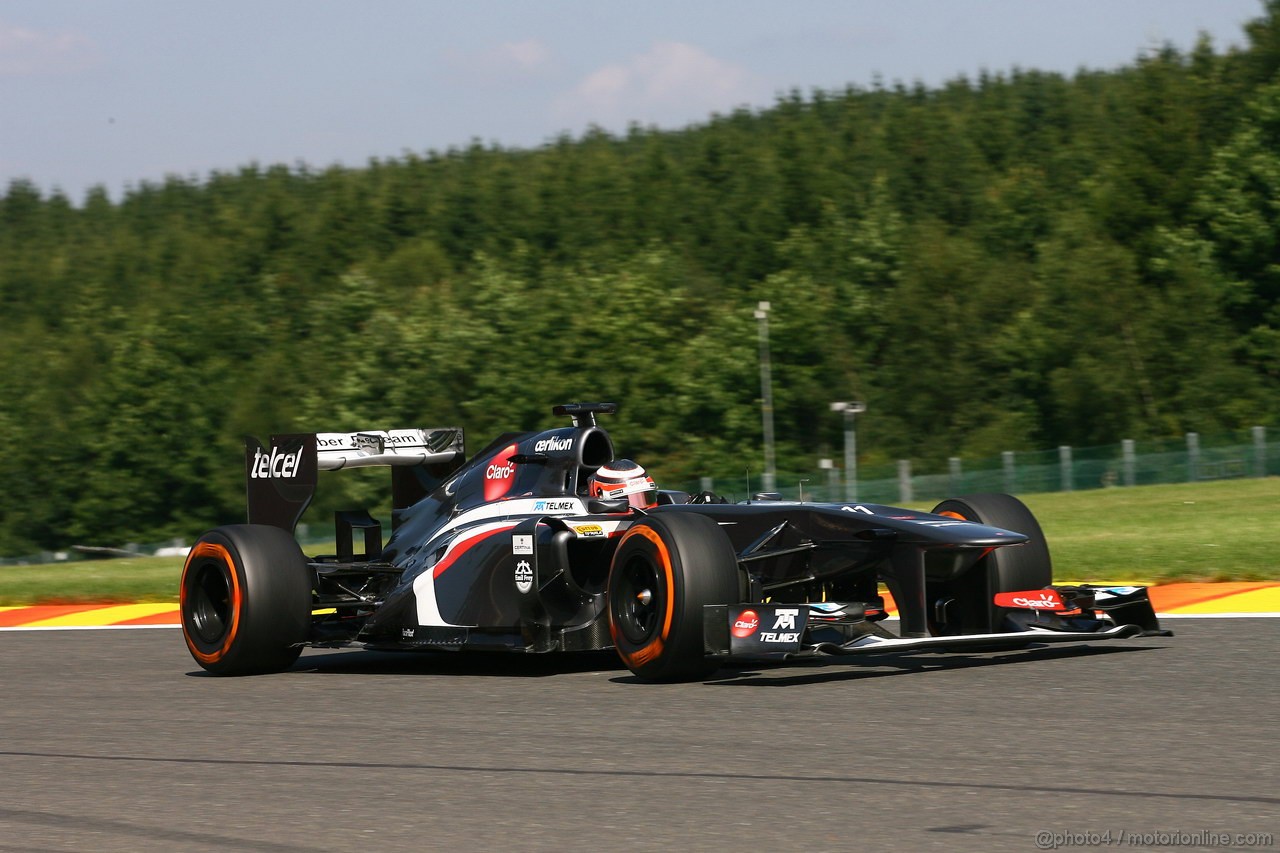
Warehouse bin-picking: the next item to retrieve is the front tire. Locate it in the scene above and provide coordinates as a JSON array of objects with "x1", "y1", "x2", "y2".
[
  {"x1": 607, "y1": 512, "x2": 740, "y2": 681},
  {"x1": 931, "y1": 493, "x2": 1053, "y2": 633},
  {"x1": 180, "y1": 524, "x2": 311, "y2": 675}
]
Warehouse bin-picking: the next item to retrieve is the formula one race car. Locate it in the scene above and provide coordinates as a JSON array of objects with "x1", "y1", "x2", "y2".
[{"x1": 180, "y1": 402, "x2": 1170, "y2": 680}]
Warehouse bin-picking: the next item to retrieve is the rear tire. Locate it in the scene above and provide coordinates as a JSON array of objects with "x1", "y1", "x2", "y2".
[
  {"x1": 180, "y1": 524, "x2": 311, "y2": 675},
  {"x1": 930, "y1": 493, "x2": 1052, "y2": 632},
  {"x1": 607, "y1": 512, "x2": 740, "y2": 681}
]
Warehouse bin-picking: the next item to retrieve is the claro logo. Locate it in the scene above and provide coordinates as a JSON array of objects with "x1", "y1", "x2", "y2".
[
  {"x1": 994, "y1": 590, "x2": 1066, "y2": 610},
  {"x1": 484, "y1": 443, "x2": 519, "y2": 501},
  {"x1": 731, "y1": 609, "x2": 760, "y2": 638},
  {"x1": 250, "y1": 445, "x2": 305, "y2": 479}
]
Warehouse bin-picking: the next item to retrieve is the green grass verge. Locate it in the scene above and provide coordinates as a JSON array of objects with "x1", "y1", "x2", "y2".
[
  {"x1": 0, "y1": 539, "x2": 338, "y2": 607},
  {"x1": 2, "y1": 478, "x2": 1277, "y2": 606},
  {"x1": 1018, "y1": 478, "x2": 1280, "y2": 584},
  {"x1": 0, "y1": 555, "x2": 186, "y2": 606}
]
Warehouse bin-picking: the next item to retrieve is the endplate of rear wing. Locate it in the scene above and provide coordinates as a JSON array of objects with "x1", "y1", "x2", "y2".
[{"x1": 245, "y1": 428, "x2": 464, "y2": 533}]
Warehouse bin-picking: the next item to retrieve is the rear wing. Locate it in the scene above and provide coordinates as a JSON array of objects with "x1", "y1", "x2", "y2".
[
  {"x1": 314, "y1": 429, "x2": 463, "y2": 470},
  {"x1": 245, "y1": 428, "x2": 465, "y2": 533}
]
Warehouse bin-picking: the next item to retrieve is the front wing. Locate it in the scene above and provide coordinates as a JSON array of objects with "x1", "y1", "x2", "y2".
[{"x1": 703, "y1": 585, "x2": 1170, "y2": 661}]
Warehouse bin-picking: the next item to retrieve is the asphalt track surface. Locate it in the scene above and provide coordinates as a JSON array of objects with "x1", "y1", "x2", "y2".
[{"x1": 1, "y1": 621, "x2": 1275, "y2": 852}]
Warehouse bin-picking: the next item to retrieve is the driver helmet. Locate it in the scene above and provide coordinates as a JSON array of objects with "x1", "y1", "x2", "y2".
[{"x1": 588, "y1": 459, "x2": 658, "y2": 509}]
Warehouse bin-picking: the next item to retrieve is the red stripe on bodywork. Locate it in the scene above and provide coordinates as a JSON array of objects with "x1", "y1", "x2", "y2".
[{"x1": 431, "y1": 524, "x2": 517, "y2": 578}]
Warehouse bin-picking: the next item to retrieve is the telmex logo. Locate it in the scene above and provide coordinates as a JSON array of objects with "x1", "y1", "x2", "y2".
[
  {"x1": 534, "y1": 436, "x2": 574, "y2": 453},
  {"x1": 534, "y1": 500, "x2": 576, "y2": 512},
  {"x1": 731, "y1": 609, "x2": 760, "y2": 638},
  {"x1": 250, "y1": 445, "x2": 304, "y2": 479},
  {"x1": 484, "y1": 443, "x2": 519, "y2": 501}
]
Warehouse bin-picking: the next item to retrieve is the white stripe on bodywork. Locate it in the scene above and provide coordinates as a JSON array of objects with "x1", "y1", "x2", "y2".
[
  {"x1": 413, "y1": 520, "x2": 515, "y2": 627},
  {"x1": 449, "y1": 496, "x2": 587, "y2": 523},
  {"x1": 411, "y1": 497, "x2": 628, "y2": 627},
  {"x1": 412, "y1": 570, "x2": 465, "y2": 627},
  {"x1": 410, "y1": 497, "x2": 602, "y2": 561}
]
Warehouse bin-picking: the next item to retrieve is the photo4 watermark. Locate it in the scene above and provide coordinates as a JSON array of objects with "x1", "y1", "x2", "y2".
[{"x1": 1035, "y1": 829, "x2": 1274, "y2": 849}]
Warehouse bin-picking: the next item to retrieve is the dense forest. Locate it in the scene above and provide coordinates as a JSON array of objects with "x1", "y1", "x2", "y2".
[{"x1": 4, "y1": 5, "x2": 1280, "y2": 555}]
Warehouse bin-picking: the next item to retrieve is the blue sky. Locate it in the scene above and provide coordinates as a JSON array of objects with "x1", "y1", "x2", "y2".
[{"x1": 0, "y1": 0, "x2": 1266, "y2": 201}]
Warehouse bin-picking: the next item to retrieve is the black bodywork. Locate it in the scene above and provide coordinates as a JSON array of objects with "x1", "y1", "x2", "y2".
[{"x1": 234, "y1": 403, "x2": 1167, "y2": 672}]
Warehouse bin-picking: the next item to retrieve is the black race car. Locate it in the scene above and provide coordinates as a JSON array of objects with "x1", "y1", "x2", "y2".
[{"x1": 180, "y1": 402, "x2": 1169, "y2": 680}]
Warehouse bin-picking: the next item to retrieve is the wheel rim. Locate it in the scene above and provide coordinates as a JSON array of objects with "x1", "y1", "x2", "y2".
[
  {"x1": 188, "y1": 559, "x2": 232, "y2": 645},
  {"x1": 614, "y1": 553, "x2": 665, "y2": 645}
]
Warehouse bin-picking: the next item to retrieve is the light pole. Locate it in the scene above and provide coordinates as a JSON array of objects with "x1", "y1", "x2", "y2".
[
  {"x1": 754, "y1": 301, "x2": 776, "y2": 493},
  {"x1": 830, "y1": 400, "x2": 866, "y2": 502}
]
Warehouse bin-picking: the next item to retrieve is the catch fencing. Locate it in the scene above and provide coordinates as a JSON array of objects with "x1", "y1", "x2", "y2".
[{"x1": 683, "y1": 426, "x2": 1278, "y2": 506}]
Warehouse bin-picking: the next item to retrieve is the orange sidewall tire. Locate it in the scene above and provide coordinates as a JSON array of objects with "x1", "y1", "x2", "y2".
[
  {"x1": 607, "y1": 512, "x2": 740, "y2": 681},
  {"x1": 180, "y1": 541, "x2": 242, "y2": 666}
]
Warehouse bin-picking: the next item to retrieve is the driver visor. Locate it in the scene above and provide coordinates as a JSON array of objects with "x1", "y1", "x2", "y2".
[{"x1": 599, "y1": 480, "x2": 657, "y2": 509}]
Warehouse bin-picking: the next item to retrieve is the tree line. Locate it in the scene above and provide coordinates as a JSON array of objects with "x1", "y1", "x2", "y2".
[{"x1": 4, "y1": 3, "x2": 1280, "y2": 554}]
